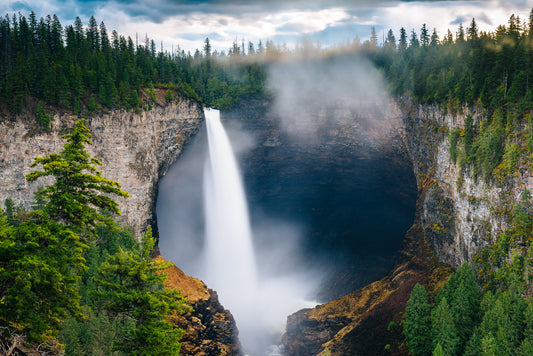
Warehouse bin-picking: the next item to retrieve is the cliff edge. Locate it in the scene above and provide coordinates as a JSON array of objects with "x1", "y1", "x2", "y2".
[{"x1": 0, "y1": 95, "x2": 203, "y2": 237}]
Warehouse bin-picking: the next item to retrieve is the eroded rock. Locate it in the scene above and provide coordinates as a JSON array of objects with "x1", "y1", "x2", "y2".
[
  {"x1": 0, "y1": 96, "x2": 203, "y2": 237},
  {"x1": 157, "y1": 256, "x2": 242, "y2": 355}
]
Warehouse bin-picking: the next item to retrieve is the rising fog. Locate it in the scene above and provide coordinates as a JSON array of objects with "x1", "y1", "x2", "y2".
[
  {"x1": 156, "y1": 50, "x2": 414, "y2": 355},
  {"x1": 268, "y1": 52, "x2": 400, "y2": 144}
]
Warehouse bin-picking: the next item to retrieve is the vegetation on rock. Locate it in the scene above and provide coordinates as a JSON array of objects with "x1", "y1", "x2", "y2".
[
  {"x1": 0, "y1": 12, "x2": 268, "y2": 117},
  {"x1": 0, "y1": 119, "x2": 188, "y2": 354}
]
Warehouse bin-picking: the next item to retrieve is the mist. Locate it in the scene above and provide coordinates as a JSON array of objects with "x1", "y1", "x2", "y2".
[
  {"x1": 157, "y1": 51, "x2": 416, "y2": 355},
  {"x1": 268, "y1": 52, "x2": 399, "y2": 144}
]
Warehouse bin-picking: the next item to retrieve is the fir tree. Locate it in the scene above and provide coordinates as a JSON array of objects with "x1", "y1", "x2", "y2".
[
  {"x1": 431, "y1": 297, "x2": 458, "y2": 356},
  {"x1": 94, "y1": 226, "x2": 190, "y2": 355},
  {"x1": 404, "y1": 283, "x2": 432, "y2": 355},
  {"x1": 26, "y1": 119, "x2": 129, "y2": 237}
]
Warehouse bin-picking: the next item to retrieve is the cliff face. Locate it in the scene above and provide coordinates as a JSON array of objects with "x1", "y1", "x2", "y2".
[
  {"x1": 282, "y1": 224, "x2": 451, "y2": 356},
  {"x1": 282, "y1": 100, "x2": 531, "y2": 355},
  {"x1": 0, "y1": 97, "x2": 203, "y2": 236},
  {"x1": 402, "y1": 100, "x2": 530, "y2": 266},
  {"x1": 156, "y1": 256, "x2": 242, "y2": 356}
]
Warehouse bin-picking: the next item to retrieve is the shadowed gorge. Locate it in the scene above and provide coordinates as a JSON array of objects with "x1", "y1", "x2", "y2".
[
  {"x1": 227, "y1": 101, "x2": 418, "y2": 301},
  {"x1": 2, "y1": 6, "x2": 533, "y2": 356},
  {"x1": 156, "y1": 97, "x2": 418, "y2": 353}
]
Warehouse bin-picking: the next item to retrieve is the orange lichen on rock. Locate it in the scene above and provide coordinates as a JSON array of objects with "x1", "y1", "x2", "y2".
[
  {"x1": 154, "y1": 255, "x2": 210, "y2": 302},
  {"x1": 153, "y1": 255, "x2": 242, "y2": 356}
]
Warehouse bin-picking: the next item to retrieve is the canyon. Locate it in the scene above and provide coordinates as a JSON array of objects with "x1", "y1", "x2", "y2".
[{"x1": 1, "y1": 94, "x2": 529, "y2": 355}]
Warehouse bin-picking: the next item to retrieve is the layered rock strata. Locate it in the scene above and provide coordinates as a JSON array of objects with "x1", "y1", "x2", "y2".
[{"x1": 0, "y1": 95, "x2": 203, "y2": 237}]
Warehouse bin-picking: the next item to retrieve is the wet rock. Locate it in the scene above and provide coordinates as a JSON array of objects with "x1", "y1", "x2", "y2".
[{"x1": 157, "y1": 256, "x2": 242, "y2": 355}]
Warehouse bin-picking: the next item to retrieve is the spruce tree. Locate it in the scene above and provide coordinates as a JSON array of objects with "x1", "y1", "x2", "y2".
[
  {"x1": 432, "y1": 343, "x2": 445, "y2": 356},
  {"x1": 94, "y1": 226, "x2": 190, "y2": 355},
  {"x1": 0, "y1": 216, "x2": 88, "y2": 343},
  {"x1": 404, "y1": 283, "x2": 432, "y2": 355},
  {"x1": 26, "y1": 119, "x2": 128, "y2": 237},
  {"x1": 431, "y1": 297, "x2": 458, "y2": 355},
  {"x1": 520, "y1": 302, "x2": 533, "y2": 355},
  {"x1": 450, "y1": 263, "x2": 480, "y2": 351}
]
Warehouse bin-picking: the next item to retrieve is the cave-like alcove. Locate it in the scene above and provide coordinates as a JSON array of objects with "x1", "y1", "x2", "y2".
[{"x1": 157, "y1": 101, "x2": 417, "y2": 302}]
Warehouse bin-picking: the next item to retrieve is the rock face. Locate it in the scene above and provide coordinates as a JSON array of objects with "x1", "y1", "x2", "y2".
[
  {"x1": 282, "y1": 224, "x2": 451, "y2": 356},
  {"x1": 282, "y1": 99, "x2": 532, "y2": 355},
  {"x1": 156, "y1": 256, "x2": 242, "y2": 356},
  {"x1": 401, "y1": 100, "x2": 529, "y2": 265},
  {"x1": 0, "y1": 96, "x2": 203, "y2": 237}
]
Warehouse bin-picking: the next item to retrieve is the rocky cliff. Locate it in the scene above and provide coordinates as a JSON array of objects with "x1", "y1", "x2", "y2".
[
  {"x1": 0, "y1": 94, "x2": 203, "y2": 237},
  {"x1": 282, "y1": 99, "x2": 532, "y2": 355},
  {"x1": 401, "y1": 100, "x2": 531, "y2": 266},
  {"x1": 156, "y1": 256, "x2": 242, "y2": 356}
]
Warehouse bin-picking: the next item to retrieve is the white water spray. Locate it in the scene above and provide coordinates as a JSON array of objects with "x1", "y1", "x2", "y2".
[
  {"x1": 203, "y1": 108, "x2": 317, "y2": 355},
  {"x1": 204, "y1": 107, "x2": 257, "y2": 304}
]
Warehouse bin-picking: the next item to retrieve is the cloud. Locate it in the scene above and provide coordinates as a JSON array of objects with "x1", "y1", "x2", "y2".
[{"x1": 1, "y1": 0, "x2": 530, "y2": 54}]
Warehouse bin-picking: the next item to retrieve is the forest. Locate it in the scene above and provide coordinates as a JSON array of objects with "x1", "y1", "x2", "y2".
[
  {"x1": 0, "y1": 119, "x2": 190, "y2": 354},
  {"x1": 0, "y1": 12, "x2": 267, "y2": 118},
  {"x1": 2, "y1": 7, "x2": 533, "y2": 356}
]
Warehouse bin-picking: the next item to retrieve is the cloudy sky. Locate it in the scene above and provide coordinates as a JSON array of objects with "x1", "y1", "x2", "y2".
[{"x1": 1, "y1": 0, "x2": 531, "y2": 53}]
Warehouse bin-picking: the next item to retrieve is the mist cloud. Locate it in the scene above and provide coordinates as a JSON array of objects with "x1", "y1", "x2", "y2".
[{"x1": 268, "y1": 53, "x2": 397, "y2": 143}]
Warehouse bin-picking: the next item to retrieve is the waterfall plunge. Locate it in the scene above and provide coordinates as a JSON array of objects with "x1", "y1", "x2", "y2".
[
  {"x1": 203, "y1": 108, "x2": 316, "y2": 355},
  {"x1": 204, "y1": 107, "x2": 258, "y2": 308}
]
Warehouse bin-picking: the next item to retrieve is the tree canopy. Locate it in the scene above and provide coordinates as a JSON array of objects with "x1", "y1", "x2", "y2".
[{"x1": 0, "y1": 119, "x2": 187, "y2": 354}]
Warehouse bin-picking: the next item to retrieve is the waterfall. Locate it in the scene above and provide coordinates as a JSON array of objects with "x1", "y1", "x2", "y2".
[
  {"x1": 203, "y1": 108, "x2": 316, "y2": 355},
  {"x1": 203, "y1": 108, "x2": 259, "y2": 347}
]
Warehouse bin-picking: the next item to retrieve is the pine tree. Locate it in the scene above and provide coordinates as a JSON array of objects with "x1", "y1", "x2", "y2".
[
  {"x1": 410, "y1": 29, "x2": 420, "y2": 48},
  {"x1": 520, "y1": 302, "x2": 533, "y2": 355},
  {"x1": 204, "y1": 37, "x2": 211, "y2": 57},
  {"x1": 26, "y1": 119, "x2": 128, "y2": 237},
  {"x1": 0, "y1": 216, "x2": 88, "y2": 343},
  {"x1": 432, "y1": 343, "x2": 445, "y2": 356},
  {"x1": 431, "y1": 297, "x2": 458, "y2": 355},
  {"x1": 165, "y1": 88, "x2": 173, "y2": 102},
  {"x1": 94, "y1": 226, "x2": 190, "y2": 355},
  {"x1": 463, "y1": 330, "x2": 482, "y2": 356},
  {"x1": 399, "y1": 27, "x2": 408, "y2": 52},
  {"x1": 450, "y1": 263, "x2": 480, "y2": 351},
  {"x1": 421, "y1": 24, "x2": 430, "y2": 48},
  {"x1": 404, "y1": 283, "x2": 432, "y2": 355},
  {"x1": 457, "y1": 24, "x2": 466, "y2": 43},
  {"x1": 467, "y1": 18, "x2": 479, "y2": 41},
  {"x1": 384, "y1": 29, "x2": 396, "y2": 52},
  {"x1": 481, "y1": 333, "x2": 498, "y2": 356}
]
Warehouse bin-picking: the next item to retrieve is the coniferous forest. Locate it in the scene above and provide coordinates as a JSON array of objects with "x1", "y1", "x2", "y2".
[
  {"x1": 0, "y1": 12, "x2": 267, "y2": 117},
  {"x1": 1, "y1": 7, "x2": 533, "y2": 356}
]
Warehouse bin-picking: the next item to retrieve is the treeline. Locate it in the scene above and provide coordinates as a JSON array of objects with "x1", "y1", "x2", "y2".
[
  {"x1": 0, "y1": 13, "x2": 267, "y2": 118},
  {"x1": 351, "y1": 10, "x2": 533, "y2": 181},
  {"x1": 0, "y1": 120, "x2": 188, "y2": 355},
  {"x1": 365, "y1": 11, "x2": 533, "y2": 113},
  {"x1": 405, "y1": 263, "x2": 533, "y2": 356}
]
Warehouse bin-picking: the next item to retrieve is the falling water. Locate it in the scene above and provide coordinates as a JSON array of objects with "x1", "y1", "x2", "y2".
[
  {"x1": 203, "y1": 108, "x2": 317, "y2": 355},
  {"x1": 203, "y1": 108, "x2": 259, "y2": 349},
  {"x1": 204, "y1": 107, "x2": 257, "y2": 290}
]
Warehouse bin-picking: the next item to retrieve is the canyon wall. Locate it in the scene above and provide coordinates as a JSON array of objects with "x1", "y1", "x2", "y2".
[
  {"x1": 0, "y1": 97, "x2": 203, "y2": 237},
  {"x1": 402, "y1": 100, "x2": 532, "y2": 266},
  {"x1": 282, "y1": 99, "x2": 533, "y2": 355}
]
